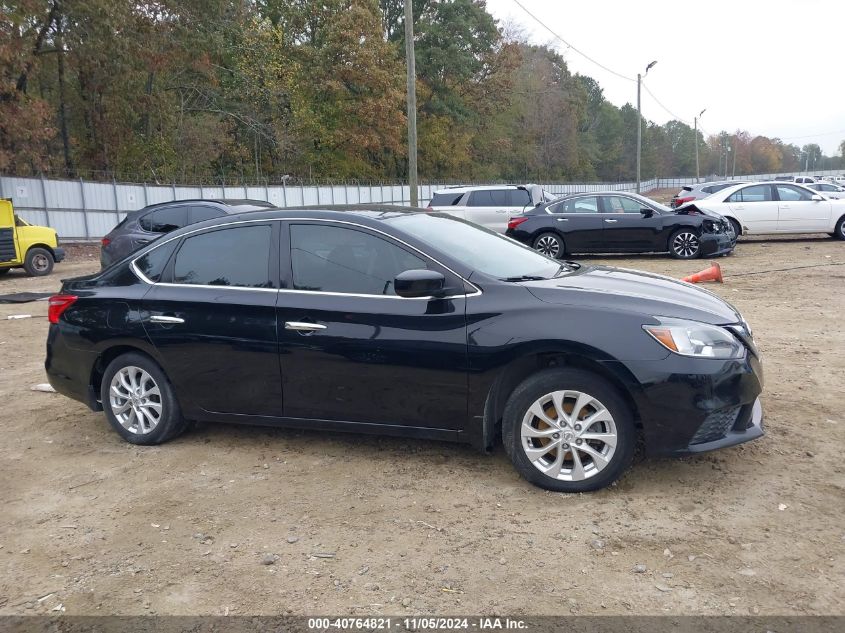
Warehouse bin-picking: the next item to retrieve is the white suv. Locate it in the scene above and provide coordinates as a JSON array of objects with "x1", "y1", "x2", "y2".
[{"x1": 427, "y1": 184, "x2": 555, "y2": 233}]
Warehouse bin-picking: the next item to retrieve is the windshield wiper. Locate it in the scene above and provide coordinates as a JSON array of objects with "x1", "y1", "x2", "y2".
[{"x1": 501, "y1": 275, "x2": 547, "y2": 282}]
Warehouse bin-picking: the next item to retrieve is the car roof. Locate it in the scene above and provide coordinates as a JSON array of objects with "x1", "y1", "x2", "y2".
[
  {"x1": 139, "y1": 198, "x2": 274, "y2": 211},
  {"x1": 433, "y1": 184, "x2": 529, "y2": 194}
]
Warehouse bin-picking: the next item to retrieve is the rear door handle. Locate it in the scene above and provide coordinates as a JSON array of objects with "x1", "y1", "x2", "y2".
[
  {"x1": 149, "y1": 315, "x2": 184, "y2": 324},
  {"x1": 285, "y1": 321, "x2": 327, "y2": 332},
  {"x1": 556, "y1": 218, "x2": 569, "y2": 222},
  {"x1": 604, "y1": 219, "x2": 618, "y2": 223}
]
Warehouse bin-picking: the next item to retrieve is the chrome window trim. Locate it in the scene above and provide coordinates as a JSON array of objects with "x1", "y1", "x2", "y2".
[{"x1": 129, "y1": 216, "x2": 482, "y2": 298}]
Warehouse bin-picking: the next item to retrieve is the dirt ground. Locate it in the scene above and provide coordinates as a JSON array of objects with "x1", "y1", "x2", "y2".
[{"x1": 1, "y1": 231, "x2": 843, "y2": 617}]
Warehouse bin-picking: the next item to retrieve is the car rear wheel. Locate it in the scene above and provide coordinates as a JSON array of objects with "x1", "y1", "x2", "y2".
[
  {"x1": 502, "y1": 368, "x2": 635, "y2": 492},
  {"x1": 101, "y1": 352, "x2": 188, "y2": 445},
  {"x1": 24, "y1": 247, "x2": 53, "y2": 276},
  {"x1": 533, "y1": 232, "x2": 564, "y2": 258},
  {"x1": 669, "y1": 229, "x2": 701, "y2": 259}
]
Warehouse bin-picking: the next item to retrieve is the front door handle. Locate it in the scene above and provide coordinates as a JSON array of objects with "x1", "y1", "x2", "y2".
[
  {"x1": 285, "y1": 321, "x2": 327, "y2": 332},
  {"x1": 556, "y1": 218, "x2": 569, "y2": 222},
  {"x1": 604, "y1": 219, "x2": 618, "y2": 223},
  {"x1": 149, "y1": 315, "x2": 184, "y2": 324}
]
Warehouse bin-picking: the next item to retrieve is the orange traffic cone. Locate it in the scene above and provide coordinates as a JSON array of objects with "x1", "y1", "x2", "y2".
[{"x1": 681, "y1": 261, "x2": 723, "y2": 284}]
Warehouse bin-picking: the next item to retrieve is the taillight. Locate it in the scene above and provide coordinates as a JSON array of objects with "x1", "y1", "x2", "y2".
[
  {"x1": 101, "y1": 237, "x2": 111, "y2": 247},
  {"x1": 676, "y1": 196, "x2": 694, "y2": 207},
  {"x1": 507, "y1": 217, "x2": 529, "y2": 231},
  {"x1": 48, "y1": 294, "x2": 77, "y2": 324}
]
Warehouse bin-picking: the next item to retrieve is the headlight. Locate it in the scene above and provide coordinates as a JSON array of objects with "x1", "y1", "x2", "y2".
[
  {"x1": 702, "y1": 219, "x2": 722, "y2": 233},
  {"x1": 643, "y1": 318, "x2": 745, "y2": 359}
]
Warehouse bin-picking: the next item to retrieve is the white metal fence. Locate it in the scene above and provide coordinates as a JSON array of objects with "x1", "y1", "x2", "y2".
[{"x1": 1, "y1": 170, "x2": 841, "y2": 240}]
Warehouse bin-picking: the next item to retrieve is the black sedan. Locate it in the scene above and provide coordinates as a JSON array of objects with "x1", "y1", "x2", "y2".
[
  {"x1": 506, "y1": 191, "x2": 736, "y2": 259},
  {"x1": 46, "y1": 206, "x2": 763, "y2": 492}
]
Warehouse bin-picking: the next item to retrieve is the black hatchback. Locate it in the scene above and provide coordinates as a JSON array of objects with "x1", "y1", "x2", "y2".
[
  {"x1": 506, "y1": 191, "x2": 736, "y2": 259},
  {"x1": 46, "y1": 207, "x2": 763, "y2": 492}
]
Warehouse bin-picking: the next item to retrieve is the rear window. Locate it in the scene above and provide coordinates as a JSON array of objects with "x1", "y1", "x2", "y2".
[{"x1": 429, "y1": 193, "x2": 464, "y2": 207}]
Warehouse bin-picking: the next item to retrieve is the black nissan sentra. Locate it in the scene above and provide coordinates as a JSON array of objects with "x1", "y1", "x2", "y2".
[{"x1": 45, "y1": 206, "x2": 764, "y2": 492}]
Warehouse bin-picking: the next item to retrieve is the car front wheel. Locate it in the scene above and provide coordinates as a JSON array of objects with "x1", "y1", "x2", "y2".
[
  {"x1": 502, "y1": 368, "x2": 635, "y2": 492},
  {"x1": 24, "y1": 247, "x2": 54, "y2": 276},
  {"x1": 533, "y1": 232, "x2": 565, "y2": 258},
  {"x1": 101, "y1": 352, "x2": 188, "y2": 445},
  {"x1": 669, "y1": 229, "x2": 701, "y2": 259},
  {"x1": 833, "y1": 215, "x2": 845, "y2": 240}
]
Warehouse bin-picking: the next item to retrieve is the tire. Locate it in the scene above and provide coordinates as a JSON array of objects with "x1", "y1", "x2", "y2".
[
  {"x1": 23, "y1": 247, "x2": 53, "y2": 276},
  {"x1": 833, "y1": 215, "x2": 845, "y2": 240},
  {"x1": 502, "y1": 368, "x2": 636, "y2": 492},
  {"x1": 100, "y1": 352, "x2": 188, "y2": 445},
  {"x1": 668, "y1": 228, "x2": 701, "y2": 259},
  {"x1": 728, "y1": 218, "x2": 742, "y2": 239},
  {"x1": 533, "y1": 232, "x2": 565, "y2": 259}
]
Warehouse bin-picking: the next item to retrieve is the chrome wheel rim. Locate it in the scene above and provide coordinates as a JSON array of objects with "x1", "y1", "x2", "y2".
[
  {"x1": 32, "y1": 253, "x2": 50, "y2": 272},
  {"x1": 536, "y1": 236, "x2": 560, "y2": 257},
  {"x1": 672, "y1": 232, "x2": 699, "y2": 257},
  {"x1": 520, "y1": 390, "x2": 617, "y2": 481},
  {"x1": 109, "y1": 366, "x2": 162, "y2": 434}
]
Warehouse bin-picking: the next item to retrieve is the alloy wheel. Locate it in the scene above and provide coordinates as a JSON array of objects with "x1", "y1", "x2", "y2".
[
  {"x1": 672, "y1": 232, "x2": 700, "y2": 258},
  {"x1": 109, "y1": 366, "x2": 163, "y2": 434},
  {"x1": 535, "y1": 235, "x2": 560, "y2": 257},
  {"x1": 520, "y1": 390, "x2": 618, "y2": 481}
]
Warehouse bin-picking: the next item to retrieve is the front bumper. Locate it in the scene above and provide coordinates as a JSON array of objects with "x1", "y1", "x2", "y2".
[
  {"x1": 604, "y1": 346, "x2": 764, "y2": 456},
  {"x1": 53, "y1": 247, "x2": 66, "y2": 263},
  {"x1": 699, "y1": 232, "x2": 735, "y2": 257}
]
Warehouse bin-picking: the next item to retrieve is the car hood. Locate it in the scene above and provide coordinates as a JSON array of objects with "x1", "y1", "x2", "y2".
[
  {"x1": 523, "y1": 265, "x2": 741, "y2": 325},
  {"x1": 673, "y1": 204, "x2": 726, "y2": 220}
]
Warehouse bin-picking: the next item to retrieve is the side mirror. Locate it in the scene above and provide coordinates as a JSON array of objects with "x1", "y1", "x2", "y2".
[
  {"x1": 394, "y1": 269, "x2": 445, "y2": 298},
  {"x1": 811, "y1": 194, "x2": 824, "y2": 201},
  {"x1": 640, "y1": 208, "x2": 654, "y2": 218}
]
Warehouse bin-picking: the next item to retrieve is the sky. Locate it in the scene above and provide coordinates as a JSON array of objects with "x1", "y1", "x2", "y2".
[{"x1": 486, "y1": 0, "x2": 845, "y2": 155}]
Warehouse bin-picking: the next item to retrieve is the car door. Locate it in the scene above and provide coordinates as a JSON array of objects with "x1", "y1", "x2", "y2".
[
  {"x1": 276, "y1": 221, "x2": 468, "y2": 430},
  {"x1": 597, "y1": 195, "x2": 665, "y2": 251},
  {"x1": 465, "y1": 189, "x2": 513, "y2": 232},
  {"x1": 140, "y1": 222, "x2": 283, "y2": 417},
  {"x1": 0, "y1": 200, "x2": 20, "y2": 266},
  {"x1": 774, "y1": 184, "x2": 832, "y2": 232},
  {"x1": 725, "y1": 184, "x2": 778, "y2": 233},
  {"x1": 545, "y1": 196, "x2": 604, "y2": 251}
]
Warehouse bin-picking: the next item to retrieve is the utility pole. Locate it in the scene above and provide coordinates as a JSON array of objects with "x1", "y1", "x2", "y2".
[
  {"x1": 636, "y1": 61, "x2": 657, "y2": 194},
  {"x1": 725, "y1": 145, "x2": 731, "y2": 179},
  {"x1": 732, "y1": 137, "x2": 737, "y2": 178},
  {"x1": 694, "y1": 108, "x2": 706, "y2": 183},
  {"x1": 404, "y1": 0, "x2": 418, "y2": 207}
]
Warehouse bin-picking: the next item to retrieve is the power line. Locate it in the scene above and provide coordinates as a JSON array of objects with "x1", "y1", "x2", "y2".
[
  {"x1": 778, "y1": 129, "x2": 845, "y2": 141},
  {"x1": 640, "y1": 82, "x2": 692, "y2": 126},
  {"x1": 511, "y1": 0, "x2": 636, "y2": 83}
]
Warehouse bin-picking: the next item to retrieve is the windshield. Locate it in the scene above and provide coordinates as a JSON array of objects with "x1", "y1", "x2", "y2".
[{"x1": 387, "y1": 213, "x2": 565, "y2": 280}]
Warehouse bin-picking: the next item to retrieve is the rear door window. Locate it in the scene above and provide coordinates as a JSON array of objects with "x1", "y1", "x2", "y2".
[
  {"x1": 467, "y1": 190, "x2": 495, "y2": 207},
  {"x1": 171, "y1": 224, "x2": 273, "y2": 288},
  {"x1": 727, "y1": 185, "x2": 772, "y2": 203},
  {"x1": 602, "y1": 196, "x2": 642, "y2": 214},
  {"x1": 548, "y1": 196, "x2": 600, "y2": 214},
  {"x1": 141, "y1": 206, "x2": 189, "y2": 233}
]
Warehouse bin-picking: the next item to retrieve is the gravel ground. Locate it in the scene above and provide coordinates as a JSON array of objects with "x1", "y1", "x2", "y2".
[{"x1": 0, "y1": 231, "x2": 843, "y2": 617}]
